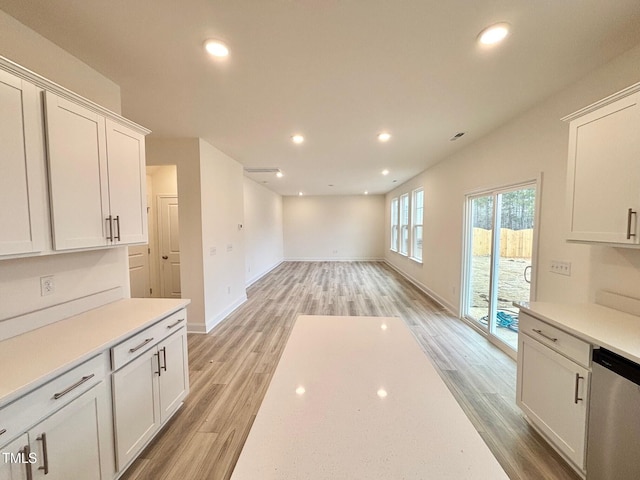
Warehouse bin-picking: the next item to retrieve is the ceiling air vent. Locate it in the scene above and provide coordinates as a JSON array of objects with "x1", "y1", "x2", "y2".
[
  {"x1": 450, "y1": 132, "x2": 466, "y2": 141},
  {"x1": 244, "y1": 167, "x2": 281, "y2": 173}
]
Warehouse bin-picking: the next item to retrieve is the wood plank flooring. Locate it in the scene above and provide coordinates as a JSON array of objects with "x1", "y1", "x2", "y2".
[{"x1": 122, "y1": 261, "x2": 580, "y2": 480}]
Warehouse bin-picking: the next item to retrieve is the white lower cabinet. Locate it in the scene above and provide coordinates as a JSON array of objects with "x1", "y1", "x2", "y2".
[
  {"x1": 112, "y1": 325, "x2": 188, "y2": 472},
  {"x1": 517, "y1": 312, "x2": 591, "y2": 475},
  {"x1": 0, "y1": 434, "x2": 31, "y2": 480},
  {"x1": 0, "y1": 382, "x2": 111, "y2": 480}
]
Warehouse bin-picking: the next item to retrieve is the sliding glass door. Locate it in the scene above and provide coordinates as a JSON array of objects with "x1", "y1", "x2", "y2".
[{"x1": 463, "y1": 183, "x2": 537, "y2": 351}]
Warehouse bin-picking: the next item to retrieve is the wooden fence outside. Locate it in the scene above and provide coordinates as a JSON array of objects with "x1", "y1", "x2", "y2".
[{"x1": 472, "y1": 228, "x2": 533, "y2": 258}]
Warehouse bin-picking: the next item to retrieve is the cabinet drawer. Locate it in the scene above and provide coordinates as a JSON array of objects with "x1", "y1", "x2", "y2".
[
  {"x1": 519, "y1": 312, "x2": 591, "y2": 367},
  {"x1": 111, "y1": 309, "x2": 187, "y2": 371},
  {"x1": 0, "y1": 355, "x2": 104, "y2": 447}
]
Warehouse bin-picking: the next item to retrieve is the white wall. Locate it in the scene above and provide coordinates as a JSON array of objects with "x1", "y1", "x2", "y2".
[
  {"x1": 284, "y1": 195, "x2": 385, "y2": 261},
  {"x1": 385, "y1": 42, "x2": 640, "y2": 314},
  {"x1": 0, "y1": 10, "x2": 121, "y2": 113},
  {"x1": 199, "y1": 139, "x2": 247, "y2": 331},
  {"x1": 146, "y1": 138, "x2": 248, "y2": 333},
  {"x1": 243, "y1": 177, "x2": 284, "y2": 286},
  {"x1": 0, "y1": 10, "x2": 128, "y2": 340}
]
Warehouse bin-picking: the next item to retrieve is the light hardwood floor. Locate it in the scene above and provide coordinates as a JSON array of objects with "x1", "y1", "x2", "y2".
[{"x1": 122, "y1": 261, "x2": 580, "y2": 480}]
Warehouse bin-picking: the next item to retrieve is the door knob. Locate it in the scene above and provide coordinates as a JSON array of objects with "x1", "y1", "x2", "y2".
[{"x1": 162, "y1": 255, "x2": 168, "y2": 259}]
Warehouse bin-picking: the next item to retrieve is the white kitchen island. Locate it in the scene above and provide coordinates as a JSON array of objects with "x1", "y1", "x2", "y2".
[{"x1": 231, "y1": 315, "x2": 508, "y2": 479}]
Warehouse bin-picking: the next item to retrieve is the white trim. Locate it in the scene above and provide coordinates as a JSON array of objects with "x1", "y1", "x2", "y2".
[
  {"x1": 246, "y1": 259, "x2": 284, "y2": 287},
  {"x1": 187, "y1": 294, "x2": 248, "y2": 334},
  {"x1": 561, "y1": 82, "x2": 640, "y2": 122},
  {"x1": 0, "y1": 287, "x2": 123, "y2": 341},
  {"x1": 0, "y1": 55, "x2": 150, "y2": 135},
  {"x1": 384, "y1": 260, "x2": 457, "y2": 315}
]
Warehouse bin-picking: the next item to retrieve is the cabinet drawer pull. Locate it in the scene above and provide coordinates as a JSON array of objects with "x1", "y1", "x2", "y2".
[
  {"x1": 23, "y1": 444, "x2": 33, "y2": 480},
  {"x1": 532, "y1": 329, "x2": 558, "y2": 342},
  {"x1": 167, "y1": 318, "x2": 184, "y2": 329},
  {"x1": 627, "y1": 208, "x2": 637, "y2": 239},
  {"x1": 0, "y1": 428, "x2": 6, "y2": 436},
  {"x1": 574, "y1": 373, "x2": 584, "y2": 404},
  {"x1": 53, "y1": 374, "x2": 95, "y2": 400},
  {"x1": 129, "y1": 337, "x2": 154, "y2": 353},
  {"x1": 114, "y1": 215, "x2": 121, "y2": 241},
  {"x1": 37, "y1": 433, "x2": 49, "y2": 474}
]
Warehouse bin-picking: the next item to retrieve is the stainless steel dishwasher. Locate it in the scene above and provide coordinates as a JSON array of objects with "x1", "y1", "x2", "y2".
[{"x1": 587, "y1": 348, "x2": 640, "y2": 479}]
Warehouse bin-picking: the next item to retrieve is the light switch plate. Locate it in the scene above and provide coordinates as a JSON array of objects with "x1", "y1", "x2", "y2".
[{"x1": 550, "y1": 260, "x2": 571, "y2": 276}]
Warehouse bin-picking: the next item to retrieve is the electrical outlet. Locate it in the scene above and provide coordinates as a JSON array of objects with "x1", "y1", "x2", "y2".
[
  {"x1": 550, "y1": 260, "x2": 572, "y2": 276},
  {"x1": 40, "y1": 275, "x2": 55, "y2": 296}
]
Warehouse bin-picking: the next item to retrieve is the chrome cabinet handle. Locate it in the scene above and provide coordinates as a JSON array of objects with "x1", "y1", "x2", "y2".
[
  {"x1": 0, "y1": 428, "x2": 6, "y2": 436},
  {"x1": 627, "y1": 208, "x2": 637, "y2": 239},
  {"x1": 160, "y1": 346, "x2": 167, "y2": 372},
  {"x1": 53, "y1": 374, "x2": 95, "y2": 400},
  {"x1": 167, "y1": 318, "x2": 184, "y2": 329},
  {"x1": 114, "y1": 215, "x2": 121, "y2": 241},
  {"x1": 574, "y1": 373, "x2": 584, "y2": 404},
  {"x1": 106, "y1": 215, "x2": 114, "y2": 241},
  {"x1": 129, "y1": 337, "x2": 154, "y2": 353},
  {"x1": 532, "y1": 329, "x2": 558, "y2": 343},
  {"x1": 37, "y1": 433, "x2": 49, "y2": 474},
  {"x1": 23, "y1": 444, "x2": 33, "y2": 480}
]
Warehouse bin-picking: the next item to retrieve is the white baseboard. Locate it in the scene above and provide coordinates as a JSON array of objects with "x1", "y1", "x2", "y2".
[
  {"x1": 383, "y1": 260, "x2": 458, "y2": 315},
  {"x1": 246, "y1": 259, "x2": 284, "y2": 288},
  {"x1": 285, "y1": 257, "x2": 384, "y2": 262},
  {"x1": 187, "y1": 294, "x2": 249, "y2": 334}
]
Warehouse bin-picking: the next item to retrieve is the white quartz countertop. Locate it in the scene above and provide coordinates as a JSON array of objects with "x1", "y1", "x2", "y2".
[
  {"x1": 231, "y1": 315, "x2": 508, "y2": 480},
  {"x1": 0, "y1": 298, "x2": 190, "y2": 407},
  {"x1": 516, "y1": 301, "x2": 640, "y2": 364}
]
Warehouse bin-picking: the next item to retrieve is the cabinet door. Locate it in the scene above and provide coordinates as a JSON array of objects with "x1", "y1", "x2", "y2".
[
  {"x1": 112, "y1": 347, "x2": 160, "y2": 471},
  {"x1": 29, "y1": 383, "x2": 109, "y2": 480},
  {"x1": 566, "y1": 91, "x2": 640, "y2": 244},
  {"x1": 44, "y1": 91, "x2": 110, "y2": 250},
  {"x1": 158, "y1": 328, "x2": 189, "y2": 423},
  {"x1": 105, "y1": 119, "x2": 148, "y2": 245},
  {"x1": 517, "y1": 334, "x2": 589, "y2": 470},
  {"x1": 0, "y1": 434, "x2": 32, "y2": 480},
  {"x1": 0, "y1": 70, "x2": 45, "y2": 256}
]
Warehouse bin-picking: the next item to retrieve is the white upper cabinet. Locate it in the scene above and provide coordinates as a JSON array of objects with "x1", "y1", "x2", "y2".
[
  {"x1": 0, "y1": 70, "x2": 46, "y2": 256},
  {"x1": 45, "y1": 92, "x2": 110, "y2": 250},
  {"x1": 563, "y1": 84, "x2": 640, "y2": 245},
  {"x1": 105, "y1": 119, "x2": 148, "y2": 244},
  {"x1": 44, "y1": 91, "x2": 149, "y2": 250}
]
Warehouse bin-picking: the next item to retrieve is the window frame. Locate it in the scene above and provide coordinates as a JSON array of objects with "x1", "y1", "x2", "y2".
[
  {"x1": 411, "y1": 188, "x2": 424, "y2": 263},
  {"x1": 399, "y1": 193, "x2": 410, "y2": 256},
  {"x1": 390, "y1": 197, "x2": 399, "y2": 251}
]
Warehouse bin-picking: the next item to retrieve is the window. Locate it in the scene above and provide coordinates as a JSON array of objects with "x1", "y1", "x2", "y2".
[
  {"x1": 399, "y1": 193, "x2": 409, "y2": 255},
  {"x1": 390, "y1": 197, "x2": 399, "y2": 251},
  {"x1": 412, "y1": 188, "x2": 424, "y2": 261}
]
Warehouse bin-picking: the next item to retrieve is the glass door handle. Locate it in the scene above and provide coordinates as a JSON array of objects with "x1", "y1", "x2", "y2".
[{"x1": 524, "y1": 265, "x2": 532, "y2": 284}]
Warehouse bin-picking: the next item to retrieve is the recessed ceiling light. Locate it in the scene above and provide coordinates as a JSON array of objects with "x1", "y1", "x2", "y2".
[
  {"x1": 204, "y1": 39, "x2": 229, "y2": 57},
  {"x1": 381, "y1": 169, "x2": 389, "y2": 176},
  {"x1": 478, "y1": 23, "x2": 510, "y2": 46},
  {"x1": 377, "y1": 132, "x2": 391, "y2": 142},
  {"x1": 364, "y1": 191, "x2": 369, "y2": 195},
  {"x1": 276, "y1": 171, "x2": 284, "y2": 178},
  {"x1": 296, "y1": 386, "x2": 306, "y2": 395},
  {"x1": 298, "y1": 191, "x2": 303, "y2": 196},
  {"x1": 377, "y1": 389, "x2": 388, "y2": 398},
  {"x1": 292, "y1": 134, "x2": 304, "y2": 144}
]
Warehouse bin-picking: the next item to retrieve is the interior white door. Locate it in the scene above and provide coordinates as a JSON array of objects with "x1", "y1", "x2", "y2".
[
  {"x1": 44, "y1": 91, "x2": 109, "y2": 250},
  {"x1": 105, "y1": 119, "x2": 148, "y2": 244},
  {"x1": 158, "y1": 196, "x2": 181, "y2": 298},
  {"x1": 128, "y1": 245, "x2": 151, "y2": 298},
  {"x1": 0, "y1": 71, "x2": 45, "y2": 256}
]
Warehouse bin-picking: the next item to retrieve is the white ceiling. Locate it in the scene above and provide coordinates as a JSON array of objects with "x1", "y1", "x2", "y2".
[{"x1": 2, "y1": 1, "x2": 640, "y2": 196}]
